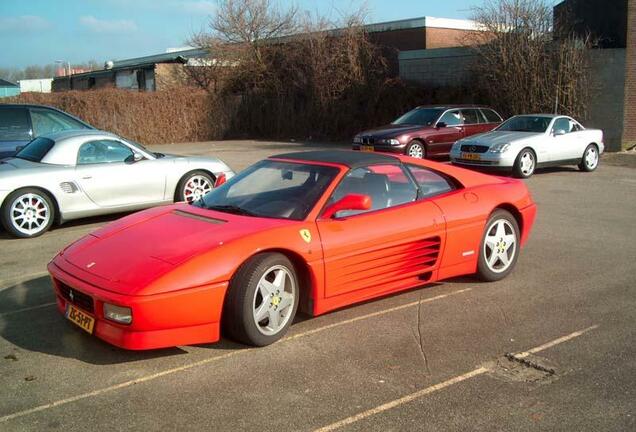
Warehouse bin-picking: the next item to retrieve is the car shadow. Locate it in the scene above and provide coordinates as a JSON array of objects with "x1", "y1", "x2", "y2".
[
  {"x1": 0, "y1": 275, "x2": 191, "y2": 365},
  {"x1": 0, "y1": 212, "x2": 132, "y2": 240}
]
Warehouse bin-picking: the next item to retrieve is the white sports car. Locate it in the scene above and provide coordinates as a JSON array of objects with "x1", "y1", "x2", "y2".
[
  {"x1": 0, "y1": 130, "x2": 234, "y2": 238},
  {"x1": 450, "y1": 114, "x2": 604, "y2": 178}
]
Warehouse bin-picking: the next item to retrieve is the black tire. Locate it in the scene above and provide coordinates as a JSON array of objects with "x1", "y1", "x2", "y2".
[
  {"x1": 405, "y1": 140, "x2": 426, "y2": 159},
  {"x1": 175, "y1": 170, "x2": 214, "y2": 203},
  {"x1": 223, "y1": 253, "x2": 299, "y2": 346},
  {"x1": 476, "y1": 209, "x2": 521, "y2": 282},
  {"x1": 512, "y1": 148, "x2": 536, "y2": 178},
  {"x1": 578, "y1": 144, "x2": 599, "y2": 172},
  {"x1": 1, "y1": 188, "x2": 55, "y2": 238}
]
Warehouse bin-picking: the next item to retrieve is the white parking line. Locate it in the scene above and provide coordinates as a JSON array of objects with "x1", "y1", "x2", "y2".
[
  {"x1": 0, "y1": 287, "x2": 472, "y2": 423},
  {"x1": 312, "y1": 325, "x2": 600, "y2": 432}
]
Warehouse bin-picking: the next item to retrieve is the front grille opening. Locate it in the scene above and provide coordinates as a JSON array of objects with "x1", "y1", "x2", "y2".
[{"x1": 57, "y1": 281, "x2": 94, "y2": 313}]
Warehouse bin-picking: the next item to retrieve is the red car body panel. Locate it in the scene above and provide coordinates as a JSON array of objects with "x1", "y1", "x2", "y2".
[{"x1": 48, "y1": 153, "x2": 536, "y2": 350}]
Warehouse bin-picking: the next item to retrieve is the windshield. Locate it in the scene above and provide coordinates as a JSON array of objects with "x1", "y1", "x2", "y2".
[
  {"x1": 14, "y1": 137, "x2": 55, "y2": 162},
  {"x1": 392, "y1": 108, "x2": 443, "y2": 126},
  {"x1": 194, "y1": 160, "x2": 339, "y2": 220},
  {"x1": 126, "y1": 138, "x2": 163, "y2": 158},
  {"x1": 496, "y1": 116, "x2": 552, "y2": 133}
]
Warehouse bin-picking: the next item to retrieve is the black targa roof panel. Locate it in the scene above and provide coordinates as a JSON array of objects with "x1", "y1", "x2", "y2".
[{"x1": 272, "y1": 150, "x2": 400, "y2": 169}]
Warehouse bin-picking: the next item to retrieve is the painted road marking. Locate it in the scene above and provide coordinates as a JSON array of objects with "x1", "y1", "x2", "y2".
[
  {"x1": 0, "y1": 287, "x2": 472, "y2": 423},
  {"x1": 312, "y1": 325, "x2": 599, "y2": 432}
]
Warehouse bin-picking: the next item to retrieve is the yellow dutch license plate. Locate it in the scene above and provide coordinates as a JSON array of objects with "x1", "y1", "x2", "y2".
[
  {"x1": 66, "y1": 304, "x2": 95, "y2": 334},
  {"x1": 461, "y1": 152, "x2": 481, "y2": 161},
  {"x1": 360, "y1": 145, "x2": 374, "y2": 152}
]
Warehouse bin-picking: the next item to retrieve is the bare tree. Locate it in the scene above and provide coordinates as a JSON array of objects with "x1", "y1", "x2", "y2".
[{"x1": 468, "y1": 0, "x2": 590, "y2": 118}]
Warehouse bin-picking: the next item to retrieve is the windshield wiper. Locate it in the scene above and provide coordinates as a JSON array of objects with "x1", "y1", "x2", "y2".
[{"x1": 207, "y1": 205, "x2": 258, "y2": 217}]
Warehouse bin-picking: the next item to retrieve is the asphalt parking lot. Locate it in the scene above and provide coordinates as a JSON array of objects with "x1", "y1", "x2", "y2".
[{"x1": 1, "y1": 141, "x2": 634, "y2": 431}]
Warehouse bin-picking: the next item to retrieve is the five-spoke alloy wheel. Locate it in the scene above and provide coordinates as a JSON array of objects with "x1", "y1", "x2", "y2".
[
  {"x1": 477, "y1": 209, "x2": 520, "y2": 281},
  {"x1": 1, "y1": 188, "x2": 55, "y2": 238},
  {"x1": 513, "y1": 148, "x2": 536, "y2": 178},
  {"x1": 224, "y1": 253, "x2": 299, "y2": 346}
]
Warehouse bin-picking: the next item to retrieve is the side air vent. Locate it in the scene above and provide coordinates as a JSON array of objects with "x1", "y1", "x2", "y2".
[
  {"x1": 172, "y1": 210, "x2": 226, "y2": 224},
  {"x1": 60, "y1": 182, "x2": 78, "y2": 193}
]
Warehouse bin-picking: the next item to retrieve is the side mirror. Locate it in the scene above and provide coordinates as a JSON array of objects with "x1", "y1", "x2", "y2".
[
  {"x1": 436, "y1": 122, "x2": 447, "y2": 128},
  {"x1": 553, "y1": 129, "x2": 566, "y2": 136},
  {"x1": 15, "y1": 145, "x2": 25, "y2": 153},
  {"x1": 125, "y1": 153, "x2": 144, "y2": 164},
  {"x1": 322, "y1": 194, "x2": 372, "y2": 219}
]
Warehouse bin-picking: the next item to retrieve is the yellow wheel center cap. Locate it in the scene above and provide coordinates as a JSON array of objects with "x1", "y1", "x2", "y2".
[{"x1": 272, "y1": 296, "x2": 281, "y2": 306}]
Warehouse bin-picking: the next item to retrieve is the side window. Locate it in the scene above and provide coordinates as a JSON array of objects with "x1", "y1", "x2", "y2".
[
  {"x1": 407, "y1": 164, "x2": 456, "y2": 198},
  {"x1": 570, "y1": 120, "x2": 583, "y2": 132},
  {"x1": 461, "y1": 109, "x2": 481, "y2": 125},
  {"x1": 329, "y1": 164, "x2": 417, "y2": 217},
  {"x1": 552, "y1": 118, "x2": 571, "y2": 135},
  {"x1": 438, "y1": 110, "x2": 463, "y2": 127},
  {"x1": 77, "y1": 140, "x2": 134, "y2": 165},
  {"x1": 0, "y1": 107, "x2": 31, "y2": 141},
  {"x1": 30, "y1": 108, "x2": 87, "y2": 136},
  {"x1": 481, "y1": 109, "x2": 502, "y2": 123}
]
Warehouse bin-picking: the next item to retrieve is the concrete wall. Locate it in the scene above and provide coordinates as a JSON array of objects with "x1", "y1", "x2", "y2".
[
  {"x1": 398, "y1": 47, "x2": 476, "y2": 87},
  {"x1": 19, "y1": 78, "x2": 52, "y2": 93},
  {"x1": 585, "y1": 49, "x2": 626, "y2": 152}
]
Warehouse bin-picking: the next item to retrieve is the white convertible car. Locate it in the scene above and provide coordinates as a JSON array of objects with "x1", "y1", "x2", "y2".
[
  {"x1": 450, "y1": 114, "x2": 604, "y2": 178},
  {"x1": 0, "y1": 130, "x2": 234, "y2": 238}
]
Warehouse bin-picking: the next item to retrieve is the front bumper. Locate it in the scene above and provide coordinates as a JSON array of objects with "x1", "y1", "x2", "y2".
[
  {"x1": 352, "y1": 143, "x2": 406, "y2": 154},
  {"x1": 449, "y1": 149, "x2": 517, "y2": 169},
  {"x1": 48, "y1": 260, "x2": 228, "y2": 350}
]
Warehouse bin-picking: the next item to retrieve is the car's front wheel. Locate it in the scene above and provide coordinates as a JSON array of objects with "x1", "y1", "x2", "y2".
[
  {"x1": 224, "y1": 253, "x2": 299, "y2": 346},
  {"x1": 513, "y1": 148, "x2": 536, "y2": 178},
  {"x1": 579, "y1": 144, "x2": 599, "y2": 172},
  {"x1": 175, "y1": 170, "x2": 214, "y2": 203},
  {"x1": 1, "y1": 188, "x2": 55, "y2": 238},
  {"x1": 476, "y1": 209, "x2": 520, "y2": 282},
  {"x1": 406, "y1": 140, "x2": 426, "y2": 159}
]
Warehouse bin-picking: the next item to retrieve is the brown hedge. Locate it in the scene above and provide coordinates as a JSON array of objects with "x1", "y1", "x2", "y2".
[{"x1": 6, "y1": 88, "x2": 230, "y2": 145}]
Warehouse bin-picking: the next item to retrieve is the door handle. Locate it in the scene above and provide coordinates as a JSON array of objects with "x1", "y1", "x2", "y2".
[{"x1": 82, "y1": 176, "x2": 92, "y2": 180}]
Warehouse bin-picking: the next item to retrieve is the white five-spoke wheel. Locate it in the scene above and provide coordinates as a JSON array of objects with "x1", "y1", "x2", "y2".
[
  {"x1": 513, "y1": 149, "x2": 535, "y2": 178},
  {"x1": 406, "y1": 141, "x2": 425, "y2": 159},
  {"x1": 224, "y1": 253, "x2": 299, "y2": 346},
  {"x1": 579, "y1": 144, "x2": 599, "y2": 172},
  {"x1": 252, "y1": 265, "x2": 296, "y2": 336},
  {"x1": 176, "y1": 171, "x2": 214, "y2": 203},
  {"x1": 1, "y1": 189, "x2": 55, "y2": 238},
  {"x1": 477, "y1": 210, "x2": 520, "y2": 281}
]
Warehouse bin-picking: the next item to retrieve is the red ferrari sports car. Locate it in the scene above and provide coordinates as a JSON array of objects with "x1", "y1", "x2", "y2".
[{"x1": 48, "y1": 151, "x2": 536, "y2": 350}]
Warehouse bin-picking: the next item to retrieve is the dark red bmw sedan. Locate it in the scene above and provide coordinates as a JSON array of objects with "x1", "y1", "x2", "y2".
[{"x1": 352, "y1": 105, "x2": 502, "y2": 159}]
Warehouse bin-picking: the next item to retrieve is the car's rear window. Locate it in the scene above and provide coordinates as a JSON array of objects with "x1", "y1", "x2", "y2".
[
  {"x1": 480, "y1": 109, "x2": 502, "y2": 123},
  {"x1": 0, "y1": 107, "x2": 31, "y2": 141},
  {"x1": 15, "y1": 137, "x2": 55, "y2": 162}
]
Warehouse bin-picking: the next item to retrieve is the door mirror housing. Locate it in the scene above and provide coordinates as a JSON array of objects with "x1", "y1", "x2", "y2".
[
  {"x1": 125, "y1": 153, "x2": 144, "y2": 164},
  {"x1": 553, "y1": 129, "x2": 567, "y2": 136},
  {"x1": 322, "y1": 194, "x2": 372, "y2": 219},
  {"x1": 436, "y1": 121, "x2": 447, "y2": 128},
  {"x1": 14, "y1": 145, "x2": 25, "y2": 153}
]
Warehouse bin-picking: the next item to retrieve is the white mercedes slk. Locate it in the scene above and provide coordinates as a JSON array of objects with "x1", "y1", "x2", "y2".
[{"x1": 450, "y1": 114, "x2": 604, "y2": 178}]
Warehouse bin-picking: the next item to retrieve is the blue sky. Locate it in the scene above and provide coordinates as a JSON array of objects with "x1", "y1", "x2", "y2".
[{"x1": 0, "y1": 0, "x2": 474, "y2": 68}]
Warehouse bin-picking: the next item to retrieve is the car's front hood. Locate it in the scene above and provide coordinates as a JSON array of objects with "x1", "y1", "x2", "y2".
[
  {"x1": 460, "y1": 131, "x2": 543, "y2": 148},
  {"x1": 61, "y1": 204, "x2": 290, "y2": 294},
  {"x1": 357, "y1": 124, "x2": 427, "y2": 140}
]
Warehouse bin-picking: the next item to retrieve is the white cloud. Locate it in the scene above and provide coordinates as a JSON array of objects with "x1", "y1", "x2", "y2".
[
  {"x1": 79, "y1": 16, "x2": 138, "y2": 33},
  {"x1": 181, "y1": 1, "x2": 216, "y2": 15},
  {"x1": 0, "y1": 15, "x2": 51, "y2": 32}
]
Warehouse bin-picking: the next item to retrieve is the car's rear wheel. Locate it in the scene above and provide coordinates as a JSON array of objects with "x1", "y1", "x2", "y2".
[
  {"x1": 513, "y1": 148, "x2": 535, "y2": 178},
  {"x1": 224, "y1": 253, "x2": 299, "y2": 346},
  {"x1": 176, "y1": 170, "x2": 214, "y2": 203},
  {"x1": 579, "y1": 144, "x2": 599, "y2": 172},
  {"x1": 477, "y1": 209, "x2": 520, "y2": 282},
  {"x1": 406, "y1": 141, "x2": 426, "y2": 159},
  {"x1": 1, "y1": 188, "x2": 55, "y2": 238}
]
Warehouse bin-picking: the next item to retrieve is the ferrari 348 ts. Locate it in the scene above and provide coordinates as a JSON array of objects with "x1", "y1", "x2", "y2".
[{"x1": 48, "y1": 151, "x2": 536, "y2": 349}]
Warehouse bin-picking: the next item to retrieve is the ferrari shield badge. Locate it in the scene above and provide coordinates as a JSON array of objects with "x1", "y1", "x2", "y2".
[{"x1": 299, "y1": 229, "x2": 312, "y2": 243}]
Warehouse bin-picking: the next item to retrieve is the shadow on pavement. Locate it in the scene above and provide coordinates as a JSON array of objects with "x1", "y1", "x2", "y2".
[{"x1": 0, "y1": 275, "x2": 190, "y2": 365}]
